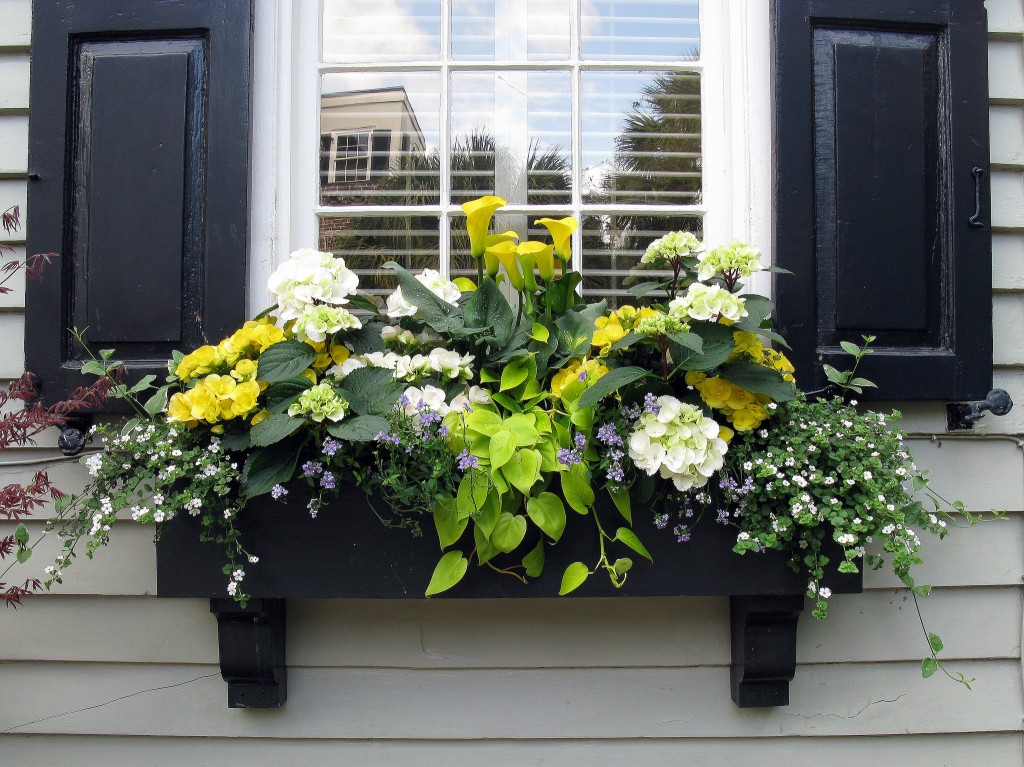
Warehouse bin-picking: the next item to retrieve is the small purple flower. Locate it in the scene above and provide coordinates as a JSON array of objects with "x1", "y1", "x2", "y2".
[
  {"x1": 577, "y1": 369, "x2": 589, "y2": 382},
  {"x1": 457, "y1": 450, "x2": 479, "y2": 471},
  {"x1": 643, "y1": 392, "x2": 661, "y2": 415},
  {"x1": 398, "y1": 394, "x2": 411, "y2": 408},
  {"x1": 321, "y1": 438, "x2": 341, "y2": 457},
  {"x1": 573, "y1": 432, "x2": 587, "y2": 450},
  {"x1": 596, "y1": 422, "x2": 622, "y2": 446},
  {"x1": 438, "y1": 425, "x2": 449, "y2": 438},
  {"x1": 654, "y1": 513, "x2": 669, "y2": 530},
  {"x1": 271, "y1": 484, "x2": 288, "y2": 501},
  {"x1": 320, "y1": 471, "x2": 336, "y2": 490},
  {"x1": 674, "y1": 524, "x2": 692, "y2": 543},
  {"x1": 302, "y1": 461, "x2": 323, "y2": 477}
]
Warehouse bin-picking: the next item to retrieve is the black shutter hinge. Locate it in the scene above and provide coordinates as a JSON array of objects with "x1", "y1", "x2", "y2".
[{"x1": 946, "y1": 389, "x2": 1013, "y2": 431}]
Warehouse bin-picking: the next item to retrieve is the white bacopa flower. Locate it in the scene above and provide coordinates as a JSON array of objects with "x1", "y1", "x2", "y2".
[
  {"x1": 385, "y1": 269, "x2": 461, "y2": 319},
  {"x1": 627, "y1": 395, "x2": 728, "y2": 492},
  {"x1": 84, "y1": 453, "x2": 104, "y2": 477},
  {"x1": 267, "y1": 248, "x2": 359, "y2": 322}
]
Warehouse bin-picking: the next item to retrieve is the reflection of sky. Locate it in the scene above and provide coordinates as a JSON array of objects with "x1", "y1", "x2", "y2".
[{"x1": 321, "y1": 0, "x2": 698, "y2": 166}]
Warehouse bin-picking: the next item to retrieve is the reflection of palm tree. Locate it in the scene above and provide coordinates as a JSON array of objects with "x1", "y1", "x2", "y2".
[
  {"x1": 322, "y1": 129, "x2": 571, "y2": 291},
  {"x1": 585, "y1": 72, "x2": 703, "y2": 304}
]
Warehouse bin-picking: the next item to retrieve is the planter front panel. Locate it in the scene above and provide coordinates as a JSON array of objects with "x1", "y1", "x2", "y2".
[{"x1": 157, "y1": 488, "x2": 862, "y2": 599}]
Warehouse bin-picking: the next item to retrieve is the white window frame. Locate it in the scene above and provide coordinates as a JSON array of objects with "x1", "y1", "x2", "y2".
[
  {"x1": 248, "y1": 0, "x2": 773, "y2": 313},
  {"x1": 324, "y1": 128, "x2": 374, "y2": 184}
]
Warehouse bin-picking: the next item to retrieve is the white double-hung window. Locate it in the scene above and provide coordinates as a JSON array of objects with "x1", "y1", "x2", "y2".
[{"x1": 250, "y1": 0, "x2": 771, "y2": 309}]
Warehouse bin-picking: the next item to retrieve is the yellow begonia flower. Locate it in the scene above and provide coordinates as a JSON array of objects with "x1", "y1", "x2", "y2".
[
  {"x1": 535, "y1": 216, "x2": 578, "y2": 264},
  {"x1": 250, "y1": 409, "x2": 271, "y2": 425},
  {"x1": 300, "y1": 368, "x2": 318, "y2": 384},
  {"x1": 176, "y1": 345, "x2": 222, "y2": 382},
  {"x1": 718, "y1": 425, "x2": 735, "y2": 444},
  {"x1": 592, "y1": 315, "x2": 627, "y2": 354},
  {"x1": 462, "y1": 195, "x2": 507, "y2": 260},
  {"x1": 697, "y1": 377, "x2": 734, "y2": 410},
  {"x1": 229, "y1": 380, "x2": 261, "y2": 416},
  {"x1": 684, "y1": 370, "x2": 707, "y2": 387},
  {"x1": 166, "y1": 392, "x2": 198, "y2": 427},
  {"x1": 550, "y1": 359, "x2": 609, "y2": 399},
  {"x1": 232, "y1": 358, "x2": 258, "y2": 381},
  {"x1": 729, "y1": 404, "x2": 767, "y2": 431},
  {"x1": 518, "y1": 240, "x2": 556, "y2": 282},
  {"x1": 731, "y1": 331, "x2": 763, "y2": 360}
]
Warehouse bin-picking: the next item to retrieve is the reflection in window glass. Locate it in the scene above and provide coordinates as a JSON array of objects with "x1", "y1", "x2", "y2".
[
  {"x1": 582, "y1": 214, "x2": 702, "y2": 308},
  {"x1": 582, "y1": 0, "x2": 700, "y2": 61},
  {"x1": 450, "y1": 71, "x2": 572, "y2": 205},
  {"x1": 318, "y1": 215, "x2": 441, "y2": 296},
  {"x1": 451, "y1": 0, "x2": 570, "y2": 61},
  {"x1": 320, "y1": 74, "x2": 441, "y2": 206},
  {"x1": 322, "y1": 0, "x2": 441, "y2": 63},
  {"x1": 581, "y1": 70, "x2": 702, "y2": 205}
]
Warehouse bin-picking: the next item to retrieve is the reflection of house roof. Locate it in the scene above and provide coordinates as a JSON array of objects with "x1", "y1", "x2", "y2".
[{"x1": 320, "y1": 86, "x2": 424, "y2": 143}]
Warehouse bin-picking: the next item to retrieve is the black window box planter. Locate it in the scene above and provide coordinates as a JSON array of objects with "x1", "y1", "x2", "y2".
[{"x1": 156, "y1": 487, "x2": 861, "y2": 710}]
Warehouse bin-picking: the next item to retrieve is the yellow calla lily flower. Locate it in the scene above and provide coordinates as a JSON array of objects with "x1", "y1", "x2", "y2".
[
  {"x1": 486, "y1": 239, "x2": 524, "y2": 291},
  {"x1": 535, "y1": 216, "x2": 578, "y2": 263},
  {"x1": 484, "y1": 230, "x2": 519, "y2": 278},
  {"x1": 518, "y1": 240, "x2": 555, "y2": 282},
  {"x1": 462, "y1": 195, "x2": 507, "y2": 260}
]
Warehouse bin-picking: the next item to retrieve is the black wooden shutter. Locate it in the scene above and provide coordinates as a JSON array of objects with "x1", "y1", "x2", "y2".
[
  {"x1": 773, "y1": 0, "x2": 991, "y2": 400},
  {"x1": 26, "y1": 0, "x2": 253, "y2": 408}
]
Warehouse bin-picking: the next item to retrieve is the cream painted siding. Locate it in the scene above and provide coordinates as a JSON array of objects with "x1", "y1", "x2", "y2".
[{"x1": 0, "y1": 1, "x2": 1022, "y2": 764}]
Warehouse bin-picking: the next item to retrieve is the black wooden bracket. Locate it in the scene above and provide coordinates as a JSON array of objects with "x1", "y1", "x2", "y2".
[
  {"x1": 209, "y1": 598, "x2": 287, "y2": 708},
  {"x1": 730, "y1": 595, "x2": 804, "y2": 707}
]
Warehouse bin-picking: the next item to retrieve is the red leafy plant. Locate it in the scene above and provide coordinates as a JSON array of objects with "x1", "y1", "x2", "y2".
[{"x1": 0, "y1": 206, "x2": 114, "y2": 606}]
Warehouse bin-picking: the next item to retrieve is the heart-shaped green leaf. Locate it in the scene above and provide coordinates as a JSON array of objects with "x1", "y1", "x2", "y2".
[
  {"x1": 526, "y1": 492, "x2": 567, "y2": 543},
  {"x1": 614, "y1": 527, "x2": 652, "y2": 561},
  {"x1": 425, "y1": 551, "x2": 468, "y2": 596},
  {"x1": 492, "y1": 512, "x2": 528, "y2": 553},
  {"x1": 433, "y1": 495, "x2": 468, "y2": 549},
  {"x1": 488, "y1": 429, "x2": 516, "y2": 470},
  {"x1": 522, "y1": 539, "x2": 545, "y2": 577},
  {"x1": 502, "y1": 449, "x2": 541, "y2": 496},
  {"x1": 561, "y1": 470, "x2": 595, "y2": 514},
  {"x1": 559, "y1": 562, "x2": 590, "y2": 595}
]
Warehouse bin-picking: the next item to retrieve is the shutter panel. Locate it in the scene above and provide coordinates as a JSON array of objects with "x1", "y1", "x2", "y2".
[
  {"x1": 772, "y1": 0, "x2": 991, "y2": 400},
  {"x1": 25, "y1": 0, "x2": 253, "y2": 408}
]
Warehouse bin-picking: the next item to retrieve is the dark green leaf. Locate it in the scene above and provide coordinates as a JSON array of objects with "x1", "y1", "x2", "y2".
[
  {"x1": 249, "y1": 413, "x2": 306, "y2": 447},
  {"x1": 667, "y1": 331, "x2": 703, "y2": 354},
  {"x1": 256, "y1": 340, "x2": 317, "y2": 383},
  {"x1": 742, "y1": 294, "x2": 773, "y2": 323},
  {"x1": 346, "y1": 292, "x2": 382, "y2": 314},
  {"x1": 337, "y1": 367, "x2": 404, "y2": 416},
  {"x1": 326, "y1": 414, "x2": 390, "y2": 442},
  {"x1": 719, "y1": 361, "x2": 798, "y2": 402},
  {"x1": 839, "y1": 340, "x2": 862, "y2": 357},
  {"x1": 383, "y1": 261, "x2": 456, "y2": 332},
  {"x1": 609, "y1": 332, "x2": 641, "y2": 352},
  {"x1": 577, "y1": 366, "x2": 648, "y2": 409},
  {"x1": 627, "y1": 281, "x2": 665, "y2": 299},
  {"x1": 463, "y1": 278, "x2": 514, "y2": 346},
  {"x1": 241, "y1": 438, "x2": 303, "y2": 498},
  {"x1": 14, "y1": 523, "x2": 29, "y2": 546},
  {"x1": 264, "y1": 378, "x2": 313, "y2": 414},
  {"x1": 345, "y1": 323, "x2": 387, "y2": 354},
  {"x1": 674, "y1": 322, "x2": 735, "y2": 371},
  {"x1": 928, "y1": 632, "x2": 944, "y2": 653},
  {"x1": 554, "y1": 311, "x2": 596, "y2": 359},
  {"x1": 143, "y1": 386, "x2": 169, "y2": 416}
]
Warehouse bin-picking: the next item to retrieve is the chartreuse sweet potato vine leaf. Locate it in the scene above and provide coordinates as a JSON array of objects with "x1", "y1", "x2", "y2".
[
  {"x1": 425, "y1": 550, "x2": 468, "y2": 596},
  {"x1": 559, "y1": 562, "x2": 590, "y2": 595}
]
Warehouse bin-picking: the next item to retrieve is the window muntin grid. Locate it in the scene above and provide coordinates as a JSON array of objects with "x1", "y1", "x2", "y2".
[{"x1": 317, "y1": 0, "x2": 704, "y2": 306}]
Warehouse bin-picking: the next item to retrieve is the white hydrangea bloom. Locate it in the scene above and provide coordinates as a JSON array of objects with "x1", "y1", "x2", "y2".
[
  {"x1": 640, "y1": 231, "x2": 704, "y2": 265},
  {"x1": 385, "y1": 269, "x2": 461, "y2": 318},
  {"x1": 266, "y1": 248, "x2": 359, "y2": 322},
  {"x1": 668, "y1": 282, "x2": 748, "y2": 323},
  {"x1": 627, "y1": 395, "x2": 728, "y2": 491},
  {"x1": 696, "y1": 241, "x2": 764, "y2": 282},
  {"x1": 293, "y1": 304, "x2": 362, "y2": 343}
]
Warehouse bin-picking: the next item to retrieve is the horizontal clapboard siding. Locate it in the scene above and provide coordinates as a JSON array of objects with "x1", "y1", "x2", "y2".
[
  {"x1": 1, "y1": 587, "x2": 1019, "y2": 666},
  {"x1": 1, "y1": 660, "x2": 1020, "y2": 738},
  {"x1": 1, "y1": 734, "x2": 1022, "y2": 767}
]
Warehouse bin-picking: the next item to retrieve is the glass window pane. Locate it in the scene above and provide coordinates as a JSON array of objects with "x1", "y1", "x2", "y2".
[
  {"x1": 581, "y1": 70, "x2": 702, "y2": 205},
  {"x1": 450, "y1": 71, "x2": 572, "y2": 205},
  {"x1": 320, "y1": 74, "x2": 441, "y2": 206},
  {"x1": 581, "y1": 0, "x2": 700, "y2": 61},
  {"x1": 451, "y1": 0, "x2": 570, "y2": 61},
  {"x1": 319, "y1": 215, "x2": 441, "y2": 296},
  {"x1": 323, "y1": 0, "x2": 441, "y2": 63},
  {"x1": 581, "y1": 214, "x2": 702, "y2": 308}
]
